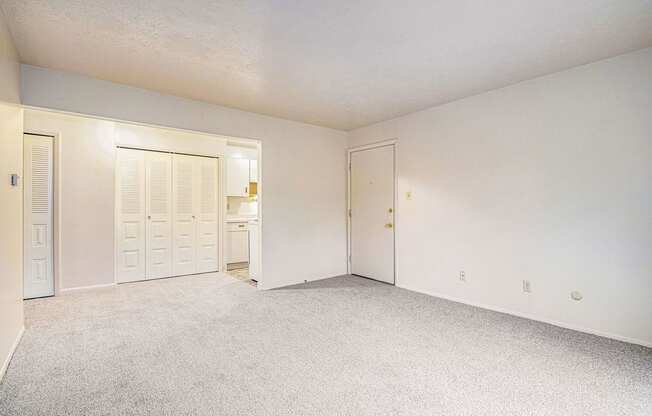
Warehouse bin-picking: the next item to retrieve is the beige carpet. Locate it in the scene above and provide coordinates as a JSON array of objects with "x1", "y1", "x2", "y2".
[{"x1": 1, "y1": 273, "x2": 650, "y2": 415}]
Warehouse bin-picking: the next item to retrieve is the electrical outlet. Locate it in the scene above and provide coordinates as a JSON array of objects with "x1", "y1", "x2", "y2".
[
  {"x1": 459, "y1": 271, "x2": 466, "y2": 282},
  {"x1": 522, "y1": 280, "x2": 531, "y2": 293}
]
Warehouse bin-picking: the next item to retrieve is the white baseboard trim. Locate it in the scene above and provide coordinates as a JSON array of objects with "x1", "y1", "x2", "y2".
[
  {"x1": 59, "y1": 282, "x2": 116, "y2": 294},
  {"x1": 1, "y1": 326, "x2": 25, "y2": 382},
  {"x1": 396, "y1": 283, "x2": 652, "y2": 349},
  {"x1": 260, "y1": 272, "x2": 347, "y2": 290}
]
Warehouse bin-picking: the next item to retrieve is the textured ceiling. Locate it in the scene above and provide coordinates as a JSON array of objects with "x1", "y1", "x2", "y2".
[{"x1": 2, "y1": 1, "x2": 652, "y2": 130}]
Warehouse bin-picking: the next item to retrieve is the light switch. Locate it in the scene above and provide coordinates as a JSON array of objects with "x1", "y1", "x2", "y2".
[
  {"x1": 406, "y1": 191, "x2": 412, "y2": 200},
  {"x1": 10, "y1": 174, "x2": 19, "y2": 187}
]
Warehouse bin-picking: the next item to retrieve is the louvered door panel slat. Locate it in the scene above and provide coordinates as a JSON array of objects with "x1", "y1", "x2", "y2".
[{"x1": 30, "y1": 143, "x2": 51, "y2": 215}]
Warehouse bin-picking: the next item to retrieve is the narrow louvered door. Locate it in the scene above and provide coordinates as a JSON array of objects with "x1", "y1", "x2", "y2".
[
  {"x1": 196, "y1": 157, "x2": 219, "y2": 273},
  {"x1": 146, "y1": 151, "x2": 173, "y2": 279},
  {"x1": 23, "y1": 134, "x2": 54, "y2": 299},
  {"x1": 115, "y1": 148, "x2": 146, "y2": 283},
  {"x1": 172, "y1": 154, "x2": 197, "y2": 276}
]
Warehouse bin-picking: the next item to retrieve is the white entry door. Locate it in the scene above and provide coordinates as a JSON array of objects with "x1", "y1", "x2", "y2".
[
  {"x1": 196, "y1": 157, "x2": 219, "y2": 273},
  {"x1": 350, "y1": 145, "x2": 395, "y2": 284},
  {"x1": 23, "y1": 134, "x2": 55, "y2": 298},
  {"x1": 146, "y1": 151, "x2": 173, "y2": 279},
  {"x1": 172, "y1": 154, "x2": 197, "y2": 276},
  {"x1": 115, "y1": 148, "x2": 146, "y2": 283}
]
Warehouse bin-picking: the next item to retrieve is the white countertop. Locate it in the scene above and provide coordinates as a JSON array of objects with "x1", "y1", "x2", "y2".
[{"x1": 226, "y1": 216, "x2": 258, "y2": 223}]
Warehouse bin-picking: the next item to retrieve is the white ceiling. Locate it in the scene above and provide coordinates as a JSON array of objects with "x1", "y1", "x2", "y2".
[{"x1": 2, "y1": 1, "x2": 652, "y2": 130}]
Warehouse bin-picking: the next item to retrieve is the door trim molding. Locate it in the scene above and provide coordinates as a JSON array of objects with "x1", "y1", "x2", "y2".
[{"x1": 346, "y1": 139, "x2": 398, "y2": 284}]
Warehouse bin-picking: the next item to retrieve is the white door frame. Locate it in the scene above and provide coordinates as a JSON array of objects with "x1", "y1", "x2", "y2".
[
  {"x1": 24, "y1": 130, "x2": 62, "y2": 296},
  {"x1": 346, "y1": 139, "x2": 398, "y2": 284}
]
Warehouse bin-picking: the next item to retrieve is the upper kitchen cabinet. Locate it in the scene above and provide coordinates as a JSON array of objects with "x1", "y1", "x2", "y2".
[
  {"x1": 249, "y1": 160, "x2": 258, "y2": 183},
  {"x1": 227, "y1": 158, "x2": 250, "y2": 197}
]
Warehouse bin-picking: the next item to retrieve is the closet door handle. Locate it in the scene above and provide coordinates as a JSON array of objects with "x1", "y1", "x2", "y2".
[{"x1": 245, "y1": 186, "x2": 248, "y2": 194}]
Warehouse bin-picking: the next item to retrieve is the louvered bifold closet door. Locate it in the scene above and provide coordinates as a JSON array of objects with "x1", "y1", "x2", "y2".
[
  {"x1": 115, "y1": 148, "x2": 146, "y2": 283},
  {"x1": 196, "y1": 157, "x2": 219, "y2": 273},
  {"x1": 23, "y1": 134, "x2": 54, "y2": 299},
  {"x1": 172, "y1": 154, "x2": 198, "y2": 276},
  {"x1": 146, "y1": 152, "x2": 173, "y2": 279}
]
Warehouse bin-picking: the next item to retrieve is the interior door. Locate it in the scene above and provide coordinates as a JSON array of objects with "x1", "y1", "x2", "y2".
[
  {"x1": 115, "y1": 148, "x2": 147, "y2": 283},
  {"x1": 350, "y1": 145, "x2": 395, "y2": 284},
  {"x1": 23, "y1": 134, "x2": 54, "y2": 298},
  {"x1": 196, "y1": 157, "x2": 219, "y2": 273},
  {"x1": 146, "y1": 151, "x2": 173, "y2": 279},
  {"x1": 172, "y1": 154, "x2": 197, "y2": 276}
]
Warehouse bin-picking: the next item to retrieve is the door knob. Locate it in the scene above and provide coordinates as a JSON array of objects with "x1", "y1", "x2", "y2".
[{"x1": 385, "y1": 223, "x2": 393, "y2": 228}]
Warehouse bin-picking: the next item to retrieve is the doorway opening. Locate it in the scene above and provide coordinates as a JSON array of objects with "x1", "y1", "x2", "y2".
[
  {"x1": 223, "y1": 141, "x2": 261, "y2": 287},
  {"x1": 347, "y1": 141, "x2": 397, "y2": 285}
]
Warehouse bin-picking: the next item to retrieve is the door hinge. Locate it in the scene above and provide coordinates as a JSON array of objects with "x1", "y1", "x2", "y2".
[{"x1": 348, "y1": 209, "x2": 352, "y2": 217}]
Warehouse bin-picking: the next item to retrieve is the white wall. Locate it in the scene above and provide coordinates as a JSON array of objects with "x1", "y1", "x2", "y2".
[
  {"x1": 0, "y1": 11, "x2": 23, "y2": 380},
  {"x1": 349, "y1": 48, "x2": 652, "y2": 347},
  {"x1": 0, "y1": 12, "x2": 20, "y2": 104},
  {"x1": 24, "y1": 110, "x2": 116, "y2": 290},
  {"x1": 0, "y1": 103, "x2": 24, "y2": 380},
  {"x1": 23, "y1": 111, "x2": 236, "y2": 290},
  {"x1": 22, "y1": 66, "x2": 348, "y2": 290},
  {"x1": 115, "y1": 123, "x2": 227, "y2": 156}
]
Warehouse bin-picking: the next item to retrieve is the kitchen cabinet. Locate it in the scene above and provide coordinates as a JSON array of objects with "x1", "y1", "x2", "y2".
[
  {"x1": 249, "y1": 160, "x2": 258, "y2": 183},
  {"x1": 227, "y1": 158, "x2": 250, "y2": 197},
  {"x1": 226, "y1": 222, "x2": 249, "y2": 264}
]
